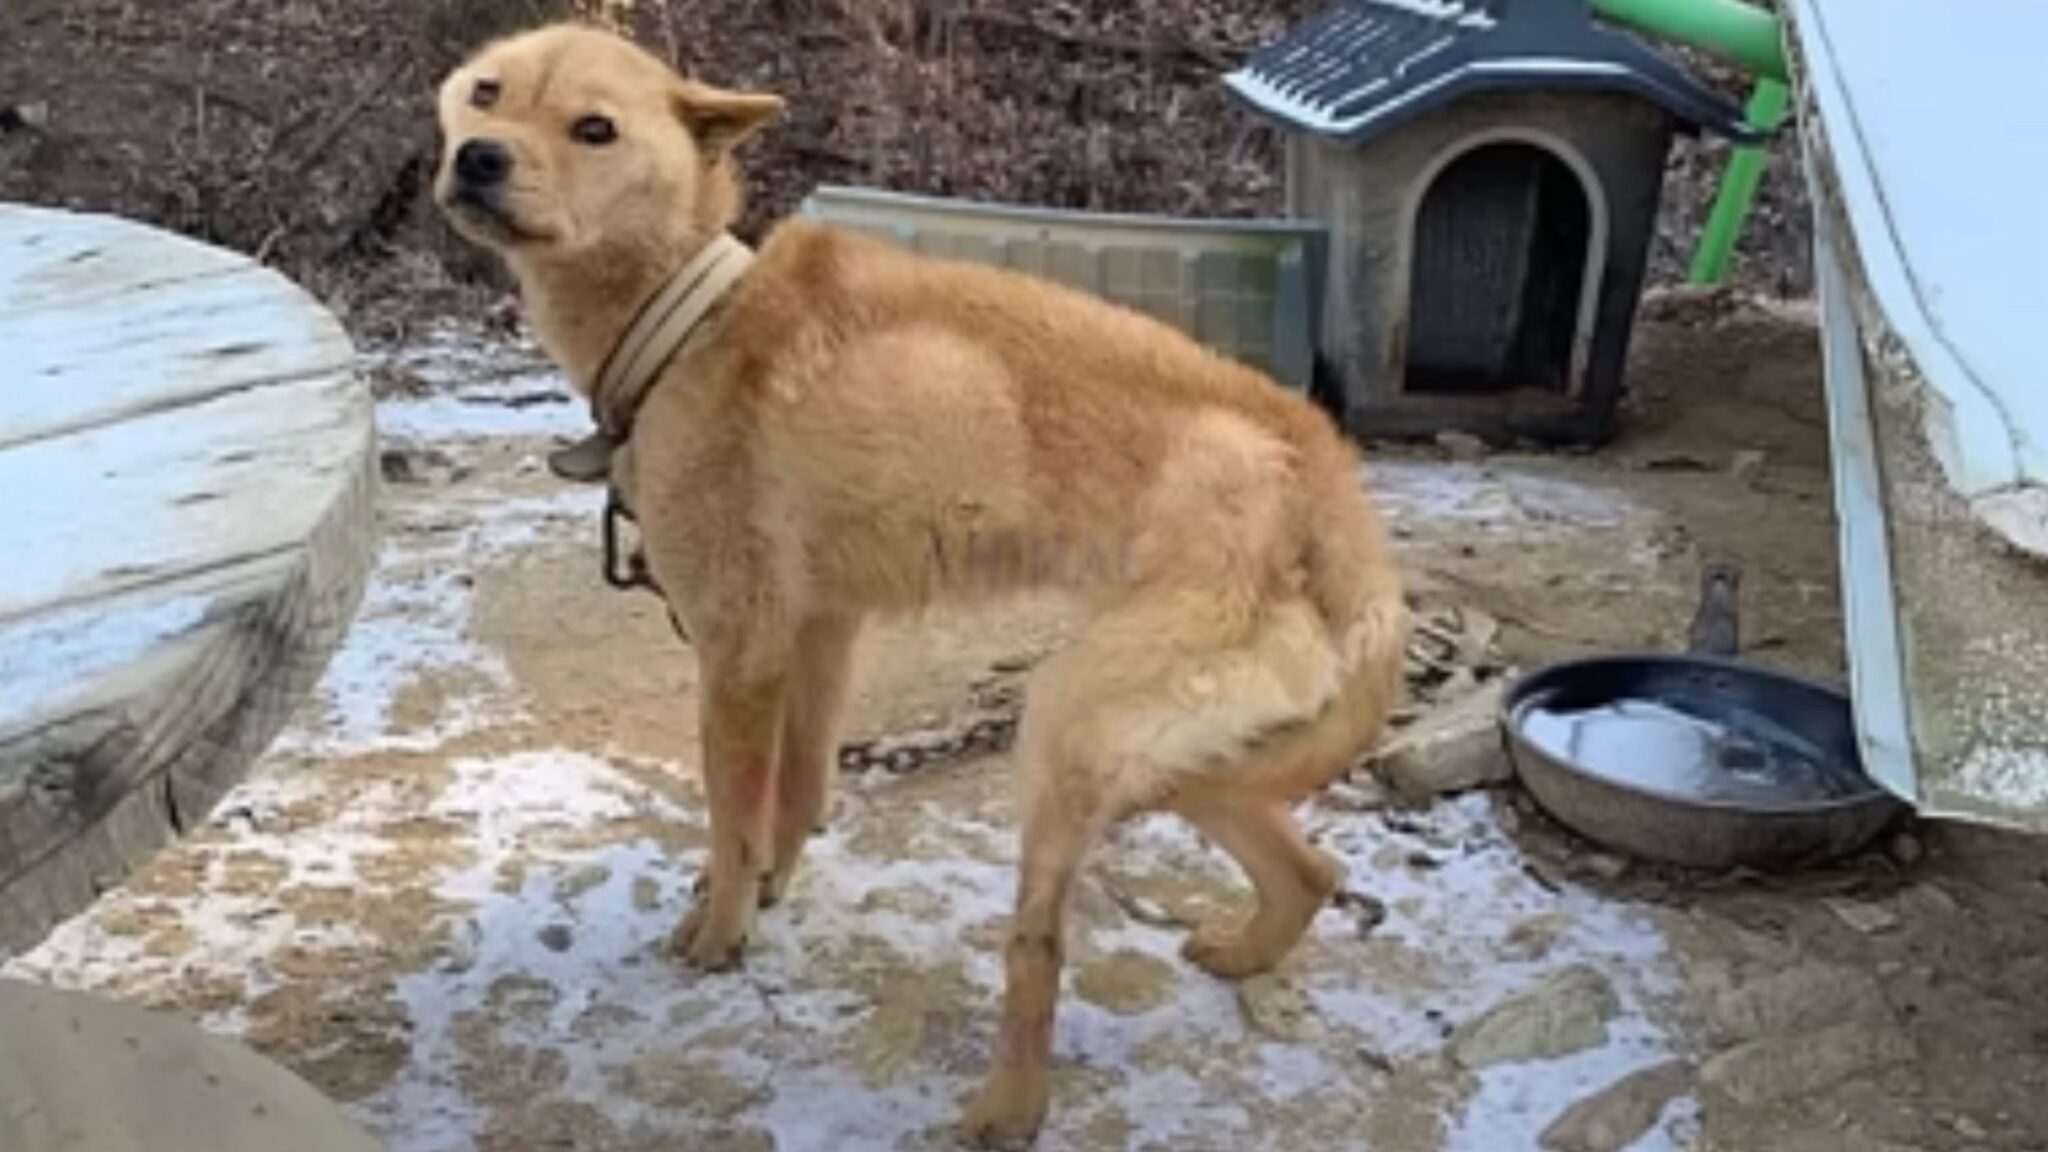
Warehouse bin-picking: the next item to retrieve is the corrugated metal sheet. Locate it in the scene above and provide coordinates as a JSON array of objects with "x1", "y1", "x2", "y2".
[
  {"x1": 1789, "y1": 0, "x2": 2048, "y2": 828},
  {"x1": 795, "y1": 185, "x2": 1327, "y2": 392}
]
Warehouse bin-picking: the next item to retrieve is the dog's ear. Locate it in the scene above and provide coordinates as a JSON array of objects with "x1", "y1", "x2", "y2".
[{"x1": 671, "y1": 79, "x2": 784, "y2": 159}]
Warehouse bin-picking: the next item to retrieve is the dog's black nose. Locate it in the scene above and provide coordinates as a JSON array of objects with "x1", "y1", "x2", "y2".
[{"x1": 454, "y1": 138, "x2": 513, "y2": 188}]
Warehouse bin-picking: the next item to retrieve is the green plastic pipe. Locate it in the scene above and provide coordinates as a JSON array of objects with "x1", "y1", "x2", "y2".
[
  {"x1": 1588, "y1": 0, "x2": 1788, "y2": 81},
  {"x1": 1688, "y1": 76, "x2": 1790, "y2": 284},
  {"x1": 1585, "y1": 0, "x2": 1791, "y2": 284}
]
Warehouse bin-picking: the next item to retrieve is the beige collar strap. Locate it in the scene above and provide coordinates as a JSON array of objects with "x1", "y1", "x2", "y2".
[
  {"x1": 591, "y1": 232, "x2": 755, "y2": 440},
  {"x1": 548, "y1": 233, "x2": 754, "y2": 484}
]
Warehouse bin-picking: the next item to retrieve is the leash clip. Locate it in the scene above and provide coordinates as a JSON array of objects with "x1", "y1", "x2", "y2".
[{"x1": 601, "y1": 486, "x2": 654, "y2": 592}]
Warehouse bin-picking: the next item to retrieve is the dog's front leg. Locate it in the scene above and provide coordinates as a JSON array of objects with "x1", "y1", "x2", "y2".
[{"x1": 673, "y1": 637, "x2": 788, "y2": 971}]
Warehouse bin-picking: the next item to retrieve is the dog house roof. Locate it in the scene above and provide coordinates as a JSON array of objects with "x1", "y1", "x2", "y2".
[{"x1": 1223, "y1": 0, "x2": 1760, "y2": 147}]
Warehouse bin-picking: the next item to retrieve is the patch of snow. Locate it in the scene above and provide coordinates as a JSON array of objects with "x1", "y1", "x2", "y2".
[
  {"x1": 1370, "y1": 458, "x2": 1640, "y2": 533},
  {"x1": 367, "y1": 324, "x2": 591, "y2": 444},
  {"x1": 8, "y1": 736, "x2": 1692, "y2": 1152},
  {"x1": 272, "y1": 533, "x2": 511, "y2": 757},
  {"x1": 470, "y1": 487, "x2": 606, "y2": 555},
  {"x1": 375, "y1": 387, "x2": 590, "y2": 445},
  {"x1": 1442, "y1": 1014, "x2": 1685, "y2": 1152},
  {"x1": 4, "y1": 760, "x2": 426, "y2": 1032},
  {"x1": 1326, "y1": 793, "x2": 1684, "y2": 1152},
  {"x1": 274, "y1": 483, "x2": 598, "y2": 758},
  {"x1": 1118, "y1": 1066, "x2": 1255, "y2": 1137},
  {"x1": 1113, "y1": 793, "x2": 1686, "y2": 1150}
]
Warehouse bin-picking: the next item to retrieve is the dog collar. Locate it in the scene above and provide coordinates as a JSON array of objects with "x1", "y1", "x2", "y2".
[{"x1": 547, "y1": 232, "x2": 754, "y2": 481}]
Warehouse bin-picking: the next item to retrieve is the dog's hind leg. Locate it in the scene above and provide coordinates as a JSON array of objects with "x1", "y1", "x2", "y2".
[
  {"x1": 1172, "y1": 792, "x2": 1342, "y2": 979},
  {"x1": 962, "y1": 665, "x2": 1116, "y2": 1149},
  {"x1": 761, "y1": 611, "x2": 861, "y2": 909}
]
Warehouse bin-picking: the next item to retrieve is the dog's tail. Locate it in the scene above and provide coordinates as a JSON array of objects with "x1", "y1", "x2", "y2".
[{"x1": 1229, "y1": 445, "x2": 1411, "y2": 799}]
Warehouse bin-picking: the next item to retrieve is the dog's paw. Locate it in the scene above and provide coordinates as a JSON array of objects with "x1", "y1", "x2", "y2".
[
  {"x1": 668, "y1": 899, "x2": 748, "y2": 971},
  {"x1": 958, "y1": 1075, "x2": 1048, "y2": 1151},
  {"x1": 1180, "y1": 919, "x2": 1275, "y2": 980}
]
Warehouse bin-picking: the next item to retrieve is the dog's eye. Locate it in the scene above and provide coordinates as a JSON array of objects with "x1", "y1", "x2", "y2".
[
  {"x1": 571, "y1": 114, "x2": 618, "y2": 146},
  {"x1": 470, "y1": 79, "x2": 501, "y2": 110}
]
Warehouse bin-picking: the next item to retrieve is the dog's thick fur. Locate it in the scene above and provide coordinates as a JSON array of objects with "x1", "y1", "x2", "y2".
[{"x1": 434, "y1": 23, "x2": 1410, "y2": 1147}]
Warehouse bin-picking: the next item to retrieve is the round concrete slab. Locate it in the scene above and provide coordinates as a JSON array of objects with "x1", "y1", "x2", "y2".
[
  {"x1": 0, "y1": 977, "x2": 386, "y2": 1151},
  {"x1": 0, "y1": 204, "x2": 378, "y2": 956}
]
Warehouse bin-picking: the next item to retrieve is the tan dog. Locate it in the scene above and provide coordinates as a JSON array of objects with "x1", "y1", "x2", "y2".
[{"x1": 433, "y1": 22, "x2": 1410, "y2": 1147}]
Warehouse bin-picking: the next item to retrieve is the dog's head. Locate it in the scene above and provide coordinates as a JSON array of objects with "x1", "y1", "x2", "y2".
[{"x1": 433, "y1": 23, "x2": 783, "y2": 263}]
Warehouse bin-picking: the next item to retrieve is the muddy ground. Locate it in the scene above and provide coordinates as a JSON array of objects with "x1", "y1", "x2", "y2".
[{"x1": 9, "y1": 294, "x2": 2048, "y2": 1152}]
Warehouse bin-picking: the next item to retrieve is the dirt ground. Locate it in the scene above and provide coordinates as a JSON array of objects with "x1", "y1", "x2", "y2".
[{"x1": 9, "y1": 294, "x2": 2048, "y2": 1152}]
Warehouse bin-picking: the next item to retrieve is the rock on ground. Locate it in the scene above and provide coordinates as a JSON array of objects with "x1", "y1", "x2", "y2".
[
  {"x1": 1705, "y1": 962, "x2": 1892, "y2": 1045},
  {"x1": 1700, "y1": 1021, "x2": 1917, "y2": 1105},
  {"x1": 1376, "y1": 680, "x2": 1512, "y2": 803},
  {"x1": 1449, "y1": 964, "x2": 1620, "y2": 1069},
  {"x1": 1539, "y1": 1059, "x2": 1694, "y2": 1152}
]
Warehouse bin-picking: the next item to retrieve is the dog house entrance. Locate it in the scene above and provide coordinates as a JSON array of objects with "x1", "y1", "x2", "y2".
[{"x1": 1404, "y1": 141, "x2": 1593, "y2": 397}]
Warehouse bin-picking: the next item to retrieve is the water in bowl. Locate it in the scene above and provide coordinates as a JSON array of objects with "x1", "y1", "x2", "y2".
[{"x1": 1516, "y1": 693, "x2": 1869, "y2": 806}]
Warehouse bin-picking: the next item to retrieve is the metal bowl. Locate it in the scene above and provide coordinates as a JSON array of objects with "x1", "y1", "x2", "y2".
[{"x1": 1497, "y1": 652, "x2": 1908, "y2": 871}]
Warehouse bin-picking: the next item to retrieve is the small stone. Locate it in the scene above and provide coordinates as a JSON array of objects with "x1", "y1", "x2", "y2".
[
  {"x1": 1823, "y1": 896, "x2": 1901, "y2": 935},
  {"x1": 378, "y1": 445, "x2": 453, "y2": 484},
  {"x1": 1503, "y1": 912, "x2": 1573, "y2": 961},
  {"x1": 632, "y1": 875, "x2": 662, "y2": 913},
  {"x1": 1436, "y1": 430, "x2": 1490, "y2": 462},
  {"x1": 1951, "y1": 1115, "x2": 1990, "y2": 1140},
  {"x1": 1539, "y1": 1059, "x2": 1693, "y2": 1152},
  {"x1": 439, "y1": 919, "x2": 480, "y2": 974},
  {"x1": 1457, "y1": 607, "x2": 1503, "y2": 663},
  {"x1": 379, "y1": 448, "x2": 418, "y2": 483},
  {"x1": 538, "y1": 923, "x2": 575, "y2": 952},
  {"x1": 1374, "y1": 681, "x2": 1512, "y2": 802},
  {"x1": 1238, "y1": 974, "x2": 1319, "y2": 1042},
  {"x1": 1729, "y1": 449, "x2": 1768, "y2": 486},
  {"x1": 3, "y1": 101, "x2": 52, "y2": 131},
  {"x1": 1700, "y1": 1021, "x2": 1915, "y2": 1104},
  {"x1": 1581, "y1": 852, "x2": 1632, "y2": 882},
  {"x1": 1450, "y1": 965, "x2": 1620, "y2": 1069},
  {"x1": 556, "y1": 863, "x2": 612, "y2": 902}
]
